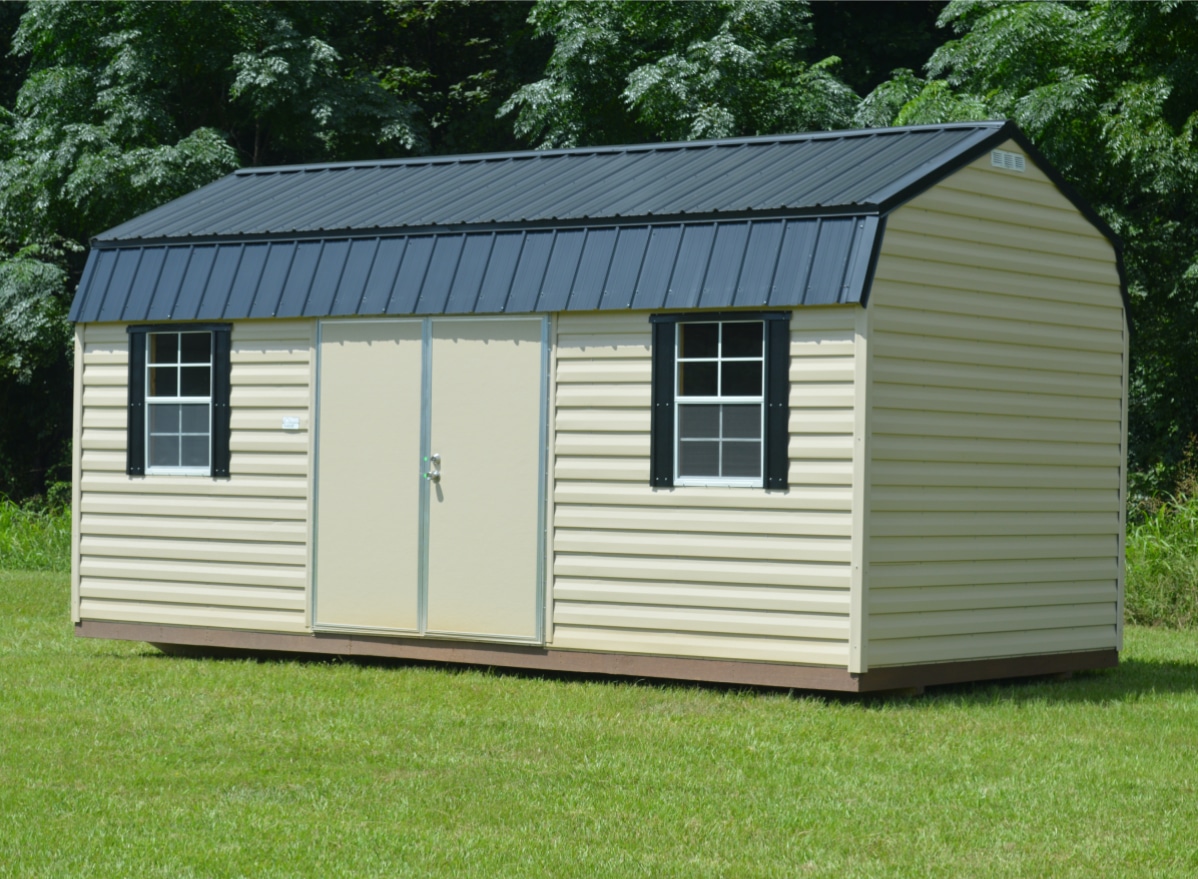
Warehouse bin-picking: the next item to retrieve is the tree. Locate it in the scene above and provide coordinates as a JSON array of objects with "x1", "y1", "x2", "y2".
[
  {"x1": 500, "y1": 0, "x2": 857, "y2": 148},
  {"x1": 809, "y1": 1, "x2": 946, "y2": 98},
  {"x1": 0, "y1": 1, "x2": 426, "y2": 499},
  {"x1": 859, "y1": 0, "x2": 1198, "y2": 482},
  {"x1": 371, "y1": 1, "x2": 550, "y2": 156}
]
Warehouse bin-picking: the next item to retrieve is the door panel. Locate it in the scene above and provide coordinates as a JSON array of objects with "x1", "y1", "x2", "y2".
[
  {"x1": 314, "y1": 320, "x2": 422, "y2": 631},
  {"x1": 425, "y1": 318, "x2": 544, "y2": 639}
]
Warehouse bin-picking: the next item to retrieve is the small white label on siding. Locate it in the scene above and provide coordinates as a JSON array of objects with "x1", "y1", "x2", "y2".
[
  {"x1": 991, "y1": 149, "x2": 1026, "y2": 172},
  {"x1": 281, "y1": 416, "x2": 300, "y2": 430}
]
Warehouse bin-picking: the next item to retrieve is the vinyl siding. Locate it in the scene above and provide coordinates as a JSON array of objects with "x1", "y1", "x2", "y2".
[
  {"x1": 864, "y1": 140, "x2": 1126, "y2": 667},
  {"x1": 551, "y1": 308, "x2": 857, "y2": 666},
  {"x1": 75, "y1": 320, "x2": 313, "y2": 632}
]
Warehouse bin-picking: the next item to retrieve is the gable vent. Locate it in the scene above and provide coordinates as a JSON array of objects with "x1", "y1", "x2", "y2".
[{"x1": 991, "y1": 149, "x2": 1026, "y2": 172}]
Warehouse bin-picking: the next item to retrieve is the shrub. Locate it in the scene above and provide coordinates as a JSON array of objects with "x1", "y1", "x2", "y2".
[
  {"x1": 0, "y1": 495, "x2": 71, "y2": 572},
  {"x1": 1125, "y1": 492, "x2": 1198, "y2": 628}
]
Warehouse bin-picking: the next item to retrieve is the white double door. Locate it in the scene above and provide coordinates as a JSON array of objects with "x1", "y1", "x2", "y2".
[{"x1": 313, "y1": 317, "x2": 547, "y2": 643}]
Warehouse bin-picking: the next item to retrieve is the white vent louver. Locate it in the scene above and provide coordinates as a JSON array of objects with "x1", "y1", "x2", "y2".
[{"x1": 991, "y1": 149, "x2": 1026, "y2": 172}]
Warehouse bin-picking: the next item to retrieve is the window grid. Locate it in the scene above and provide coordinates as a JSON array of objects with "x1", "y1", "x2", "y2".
[
  {"x1": 145, "y1": 331, "x2": 213, "y2": 474},
  {"x1": 674, "y1": 321, "x2": 765, "y2": 486}
]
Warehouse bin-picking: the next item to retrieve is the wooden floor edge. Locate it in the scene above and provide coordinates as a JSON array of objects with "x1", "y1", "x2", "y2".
[
  {"x1": 854, "y1": 648, "x2": 1119, "y2": 691},
  {"x1": 74, "y1": 620, "x2": 1118, "y2": 694}
]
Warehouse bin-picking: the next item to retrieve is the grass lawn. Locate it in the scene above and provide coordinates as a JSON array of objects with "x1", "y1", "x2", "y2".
[{"x1": 2, "y1": 570, "x2": 1197, "y2": 878}]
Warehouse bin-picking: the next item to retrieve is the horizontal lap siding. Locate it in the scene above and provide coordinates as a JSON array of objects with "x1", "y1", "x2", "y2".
[
  {"x1": 865, "y1": 142, "x2": 1126, "y2": 667},
  {"x1": 551, "y1": 309, "x2": 857, "y2": 667},
  {"x1": 76, "y1": 320, "x2": 313, "y2": 632}
]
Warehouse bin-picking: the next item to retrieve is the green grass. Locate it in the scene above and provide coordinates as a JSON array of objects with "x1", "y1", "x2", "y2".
[
  {"x1": 2, "y1": 570, "x2": 1198, "y2": 878},
  {"x1": 0, "y1": 498, "x2": 70, "y2": 573},
  {"x1": 1127, "y1": 492, "x2": 1198, "y2": 627}
]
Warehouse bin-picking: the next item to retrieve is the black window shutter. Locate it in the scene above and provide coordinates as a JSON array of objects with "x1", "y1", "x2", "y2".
[
  {"x1": 649, "y1": 320, "x2": 675, "y2": 487},
  {"x1": 763, "y1": 317, "x2": 790, "y2": 490},
  {"x1": 211, "y1": 326, "x2": 232, "y2": 478},
  {"x1": 126, "y1": 330, "x2": 147, "y2": 476}
]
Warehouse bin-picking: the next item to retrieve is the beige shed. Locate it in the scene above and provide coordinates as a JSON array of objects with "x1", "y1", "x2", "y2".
[{"x1": 69, "y1": 121, "x2": 1128, "y2": 692}]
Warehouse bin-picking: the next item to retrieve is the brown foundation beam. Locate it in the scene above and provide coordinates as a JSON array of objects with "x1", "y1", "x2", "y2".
[{"x1": 75, "y1": 620, "x2": 1118, "y2": 694}]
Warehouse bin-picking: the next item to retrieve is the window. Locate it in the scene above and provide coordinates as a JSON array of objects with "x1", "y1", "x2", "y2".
[
  {"x1": 650, "y1": 312, "x2": 790, "y2": 490},
  {"x1": 676, "y1": 321, "x2": 764, "y2": 485},
  {"x1": 147, "y1": 332, "x2": 213, "y2": 472},
  {"x1": 126, "y1": 324, "x2": 231, "y2": 478}
]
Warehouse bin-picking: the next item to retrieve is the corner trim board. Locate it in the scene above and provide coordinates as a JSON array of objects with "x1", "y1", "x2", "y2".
[
  {"x1": 70, "y1": 326, "x2": 84, "y2": 623},
  {"x1": 848, "y1": 303, "x2": 871, "y2": 673}
]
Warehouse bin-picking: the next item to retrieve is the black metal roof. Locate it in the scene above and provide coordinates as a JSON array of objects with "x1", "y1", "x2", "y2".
[
  {"x1": 96, "y1": 123, "x2": 1006, "y2": 242},
  {"x1": 72, "y1": 121, "x2": 1116, "y2": 323}
]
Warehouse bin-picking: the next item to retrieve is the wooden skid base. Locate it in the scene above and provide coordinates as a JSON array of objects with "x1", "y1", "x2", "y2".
[{"x1": 75, "y1": 621, "x2": 1118, "y2": 693}]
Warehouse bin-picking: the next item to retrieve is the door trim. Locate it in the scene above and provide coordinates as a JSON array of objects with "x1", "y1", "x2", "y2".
[
  {"x1": 417, "y1": 317, "x2": 433, "y2": 635},
  {"x1": 311, "y1": 316, "x2": 549, "y2": 645},
  {"x1": 535, "y1": 315, "x2": 550, "y2": 645}
]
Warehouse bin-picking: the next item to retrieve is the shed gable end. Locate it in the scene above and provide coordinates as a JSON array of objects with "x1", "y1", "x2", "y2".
[{"x1": 863, "y1": 141, "x2": 1127, "y2": 668}]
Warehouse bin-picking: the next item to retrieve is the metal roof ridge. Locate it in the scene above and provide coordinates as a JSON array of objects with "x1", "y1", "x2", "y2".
[{"x1": 232, "y1": 121, "x2": 1010, "y2": 177}]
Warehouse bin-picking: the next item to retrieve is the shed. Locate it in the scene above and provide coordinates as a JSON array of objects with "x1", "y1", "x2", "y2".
[{"x1": 68, "y1": 121, "x2": 1128, "y2": 692}]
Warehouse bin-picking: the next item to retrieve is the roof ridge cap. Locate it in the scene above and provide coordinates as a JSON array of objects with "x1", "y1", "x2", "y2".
[{"x1": 234, "y1": 121, "x2": 1009, "y2": 177}]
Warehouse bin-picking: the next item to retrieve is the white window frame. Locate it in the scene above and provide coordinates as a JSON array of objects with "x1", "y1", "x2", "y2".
[
  {"x1": 673, "y1": 320, "x2": 765, "y2": 488},
  {"x1": 145, "y1": 330, "x2": 214, "y2": 476}
]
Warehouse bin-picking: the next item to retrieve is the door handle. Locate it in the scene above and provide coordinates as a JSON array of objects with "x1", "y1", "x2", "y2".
[{"x1": 423, "y1": 453, "x2": 441, "y2": 482}]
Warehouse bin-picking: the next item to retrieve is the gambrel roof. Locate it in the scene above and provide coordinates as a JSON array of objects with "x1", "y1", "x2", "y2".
[{"x1": 70, "y1": 120, "x2": 1119, "y2": 323}]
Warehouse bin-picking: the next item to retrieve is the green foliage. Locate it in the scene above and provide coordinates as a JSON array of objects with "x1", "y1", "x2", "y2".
[
  {"x1": 0, "y1": 496, "x2": 70, "y2": 572},
  {"x1": 0, "y1": 338, "x2": 72, "y2": 504},
  {"x1": 853, "y1": 68, "x2": 926, "y2": 128},
  {"x1": 1126, "y1": 442, "x2": 1198, "y2": 629},
  {"x1": 0, "y1": 2, "x2": 28, "y2": 112},
  {"x1": 0, "y1": 246, "x2": 69, "y2": 380},
  {"x1": 2, "y1": 1, "x2": 422, "y2": 243},
  {"x1": 860, "y1": 1, "x2": 1198, "y2": 478},
  {"x1": 1126, "y1": 491, "x2": 1198, "y2": 629},
  {"x1": 501, "y1": 0, "x2": 857, "y2": 148},
  {"x1": 374, "y1": 1, "x2": 549, "y2": 156},
  {"x1": 0, "y1": 243, "x2": 69, "y2": 497}
]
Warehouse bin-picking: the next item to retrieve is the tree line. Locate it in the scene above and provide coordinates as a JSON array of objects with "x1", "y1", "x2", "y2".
[{"x1": 1, "y1": 0, "x2": 1194, "y2": 501}]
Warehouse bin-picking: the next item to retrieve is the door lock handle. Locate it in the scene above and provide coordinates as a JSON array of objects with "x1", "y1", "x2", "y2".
[{"x1": 423, "y1": 453, "x2": 441, "y2": 482}]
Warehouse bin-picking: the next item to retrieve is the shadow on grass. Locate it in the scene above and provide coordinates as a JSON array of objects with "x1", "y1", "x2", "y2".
[
  {"x1": 130, "y1": 640, "x2": 1198, "y2": 707},
  {"x1": 903, "y1": 657, "x2": 1198, "y2": 706}
]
